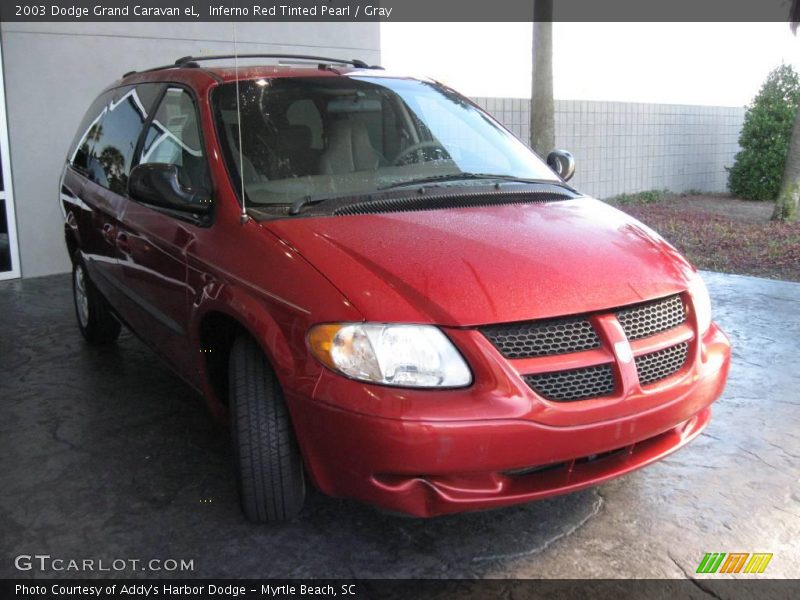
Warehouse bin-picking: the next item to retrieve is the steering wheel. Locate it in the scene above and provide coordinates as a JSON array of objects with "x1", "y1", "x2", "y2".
[{"x1": 392, "y1": 141, "x2": 450, "y2": 166}]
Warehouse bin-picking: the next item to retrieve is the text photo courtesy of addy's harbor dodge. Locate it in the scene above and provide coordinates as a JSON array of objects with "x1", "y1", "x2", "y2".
[
  {"x1": 15, "y1": 583, "x2": 354, "y2": 597},
  {"x1": 32, "y1": 3, "x2": 394, "y2": 18}
]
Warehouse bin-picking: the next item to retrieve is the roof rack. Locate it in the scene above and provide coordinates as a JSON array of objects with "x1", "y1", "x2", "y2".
[
  {"x1": 123, "y1": 54, "x2": 381, "y2": 79},
  {"x1": 175, "y1": 54, "x2": 380, "y2": 69}
]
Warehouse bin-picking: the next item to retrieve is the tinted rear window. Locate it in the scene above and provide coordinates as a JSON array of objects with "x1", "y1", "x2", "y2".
[
  {"x1": 69, "y1": 92, "x2": 110, "y2": 175},
  {"x1": 69, "y1": 84, "x2": 162, "y2": 194}
]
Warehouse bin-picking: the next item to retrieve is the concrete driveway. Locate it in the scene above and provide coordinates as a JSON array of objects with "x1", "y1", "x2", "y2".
[{"x1": 0, "y1": 271, "x2": 797, "y2": 578}]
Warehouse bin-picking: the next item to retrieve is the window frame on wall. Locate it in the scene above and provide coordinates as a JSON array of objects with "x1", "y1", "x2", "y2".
[{"x1": 0, "y1": 41, "x2": 20, "y2": 281}]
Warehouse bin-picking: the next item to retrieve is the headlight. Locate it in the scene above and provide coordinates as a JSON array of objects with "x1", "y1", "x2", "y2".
[
  {"x1": 308, "y1": 323, "x2": 472, "y2": 388},
  {"x1": 687, "y1": 274, "x2": 712, "y2": 334}
]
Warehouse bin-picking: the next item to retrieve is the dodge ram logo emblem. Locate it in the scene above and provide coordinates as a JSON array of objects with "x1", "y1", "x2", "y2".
[{"x1": 614, "y1": 341, "x2": 634, "y2": 363}]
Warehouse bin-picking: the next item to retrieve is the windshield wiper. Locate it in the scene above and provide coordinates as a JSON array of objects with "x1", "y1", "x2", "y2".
[
  {"x1": 287, "y1": 174, "x2": 563, "y2": 215},
  {"x1": 378, "y1": 173, "x2": 558, "y2": 190},
  {"x1": 288, "y1": 190, "x2": 365, "y2": 215},
  {"x1": 289, "y1": 195, "x2": 320, "y2": 215}
]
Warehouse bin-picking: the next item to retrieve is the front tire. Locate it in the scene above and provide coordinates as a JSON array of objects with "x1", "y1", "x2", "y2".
[
  {"x1": 229, "y1": 335, "x2": 306, "y2": 522},
  {"x1": 72, "y1": 256, "x2": 121, "y2": 344}
]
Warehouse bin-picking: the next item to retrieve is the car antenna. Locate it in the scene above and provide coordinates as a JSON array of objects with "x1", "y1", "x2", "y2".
[{"x1": 233, "y1": 24, "x2": 248, "y2": 225}]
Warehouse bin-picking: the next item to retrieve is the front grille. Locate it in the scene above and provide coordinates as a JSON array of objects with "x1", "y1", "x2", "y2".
[
  {"x1": 487, "y1": 293, "x2": 691, "y2": 403},
  {"x1": 616, "y1": 294, "x2": 686, "y2": 340},
  {"x1": 524, "y1": 364, "x2": 616, "y2": 402},
  {"x1": 635, "y1": 342, "x2": 689, "y2": 386},
  {"x1": 482, "y1": 317, "x2": 600, "y2": 359}
]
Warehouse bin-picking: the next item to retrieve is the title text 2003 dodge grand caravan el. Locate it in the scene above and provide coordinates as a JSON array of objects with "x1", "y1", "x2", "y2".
[{"x1": 61, "y1": 55, "x2": 730, "y2": 521}]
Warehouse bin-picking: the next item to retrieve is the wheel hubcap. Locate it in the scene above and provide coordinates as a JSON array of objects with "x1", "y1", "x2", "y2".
[{"x1": 74, "y1": 265, "x2": 90, "y2": 328}]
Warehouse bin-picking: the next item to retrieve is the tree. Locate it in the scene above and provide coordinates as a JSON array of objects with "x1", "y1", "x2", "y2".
[
  {"x1": 773, "y1": 1, "x2": 800, "y2": 222},
  {"x1": 530, "y1": 0, "x2": 554, "y2": 157},
  {"x1": 773, "y1": 99, "x2": 800, "y2": 220},
  {"x1": 727, "y1": 65, "x2": 800, "y2": 202}
]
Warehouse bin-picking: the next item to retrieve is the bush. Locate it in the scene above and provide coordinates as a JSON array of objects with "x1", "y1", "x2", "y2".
[
  {"x1": 728, "y1": 64, "x2": 800, "y2": 201},
  {"x1": 610, "y1": 189, "x2": 670, "y2": 205}
]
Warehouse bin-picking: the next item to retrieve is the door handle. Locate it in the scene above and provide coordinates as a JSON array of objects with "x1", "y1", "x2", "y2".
[{"x1": 116, "y1": 232, "x2": 131, "y2": 255}]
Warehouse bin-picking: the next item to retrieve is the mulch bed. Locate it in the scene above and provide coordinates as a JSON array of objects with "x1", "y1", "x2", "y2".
[{"x1": 607, "y1": 194, "x2": 800, "y2": 282}]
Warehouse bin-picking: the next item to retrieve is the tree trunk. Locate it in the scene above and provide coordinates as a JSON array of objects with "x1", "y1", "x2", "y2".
[
  {"x1": 530, "y1": 1, "x2": 554, "y2": 157},
  {"x1": 773, "y1": 104, "x2": 800, "y2": 222}
]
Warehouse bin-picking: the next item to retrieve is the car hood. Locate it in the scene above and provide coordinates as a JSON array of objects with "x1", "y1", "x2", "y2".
[{"x1": 266, "y1": 197, "x2": 696, "y2": 326}]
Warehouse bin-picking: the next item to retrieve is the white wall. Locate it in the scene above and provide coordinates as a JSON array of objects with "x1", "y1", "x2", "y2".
[
  {"x1": 473, "y1": 97, "x2": 745, "y2": 199},
  {"x1": 1, "y1": 22, "x2": 380, "y2": 278}
]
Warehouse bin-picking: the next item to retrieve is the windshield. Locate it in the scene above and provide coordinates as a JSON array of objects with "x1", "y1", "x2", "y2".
[{"x1": 212, "y1": 76, "x2": 559, "y2": 207}]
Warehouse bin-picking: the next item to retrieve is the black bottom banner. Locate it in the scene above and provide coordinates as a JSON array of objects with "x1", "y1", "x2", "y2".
[{"x1": 3, "y1": 579, "x2": 799, "y2": 600}]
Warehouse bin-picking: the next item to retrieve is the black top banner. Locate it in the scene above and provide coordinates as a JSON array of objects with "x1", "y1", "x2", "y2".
[{"x1": 0, "y1": 0, "x2": 796, "y2": 22}]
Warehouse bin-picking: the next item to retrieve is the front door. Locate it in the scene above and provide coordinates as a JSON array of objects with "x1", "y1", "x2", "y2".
[{"x1": 118, "y1": 86, "x2": 210, "y2": 382}]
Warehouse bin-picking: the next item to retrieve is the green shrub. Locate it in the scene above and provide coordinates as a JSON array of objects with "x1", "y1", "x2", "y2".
[
  {"x1": 728, "y1": 64, "x2": 800, "y2": 201},
  {"x1": 610, "y1": 189, "x2": 669, "y2": 205}
]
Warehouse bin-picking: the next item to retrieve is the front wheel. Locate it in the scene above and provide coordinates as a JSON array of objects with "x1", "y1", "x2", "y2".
[
  {"x1": 229, "y1": 335, "x2": 306, "y2": 522},
  {"x1": 72, "y1": 256, "x2": 121, "y2": 344}
]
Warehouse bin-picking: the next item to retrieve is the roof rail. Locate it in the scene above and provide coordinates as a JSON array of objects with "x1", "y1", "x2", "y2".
[
  {"x1": 122, "y1": 54, "x2": 382, "y2": 80},
  {"x1": 173, "y1": 54, "x2": 381, "y2": 69}
]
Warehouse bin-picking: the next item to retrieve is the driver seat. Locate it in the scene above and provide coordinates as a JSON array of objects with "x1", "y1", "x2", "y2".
[{"x1": 319, "y1": 119, "x2": 385, "y2": 174}]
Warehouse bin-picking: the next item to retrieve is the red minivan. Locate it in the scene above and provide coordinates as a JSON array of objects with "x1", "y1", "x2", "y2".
[{"x1": 61, "y1": 55, "x2": 731, "y2": 521}]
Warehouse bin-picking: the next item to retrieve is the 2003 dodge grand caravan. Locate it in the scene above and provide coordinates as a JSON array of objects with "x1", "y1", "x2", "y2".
[{"x1": 61, "y1": 55, "x2": 731, "y2": 521}]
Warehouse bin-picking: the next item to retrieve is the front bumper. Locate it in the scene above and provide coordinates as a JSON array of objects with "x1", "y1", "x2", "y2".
[{"x1": 288, "y1": 323, "x2": 730, "y2": 517}]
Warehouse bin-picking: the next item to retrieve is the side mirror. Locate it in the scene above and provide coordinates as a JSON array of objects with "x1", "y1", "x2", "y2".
[
  {"x1": 546, "y1": 149, "x2": 575, "y2": 182},
  {"x1": 128, "y1": 163, "x2": 212, "y2": 214}
]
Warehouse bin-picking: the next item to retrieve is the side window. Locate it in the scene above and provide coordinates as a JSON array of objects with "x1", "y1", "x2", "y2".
[
  {"x1": 140, "y1": 87, "x2": 208, "y2": 191},
  {"x1": 69, "y1": 93, "x2": 111, "y2": 174},
  {"x1": 77, "y1": 84, "x2": 161, "y2": 194}
]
